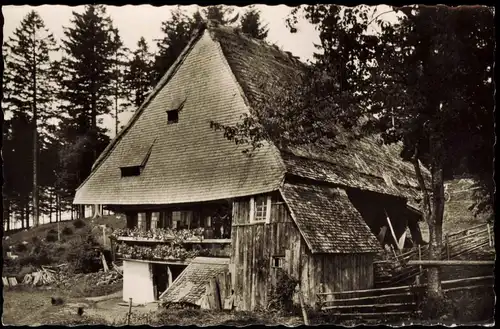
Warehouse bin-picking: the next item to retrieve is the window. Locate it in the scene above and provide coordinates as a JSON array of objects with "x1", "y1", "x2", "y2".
[
  {"x1": 167, "y1": 109, "x2": 179, "y2": 124},
  {"x1": 119, "y1": 140, "x2": 156, "y2": 177},
  {"x1": 172, "y1": 210, "x2": 193, "y2": 229},
  {"x1": 120, "y1": 166, "x2": 141, "y2": 177},
  {"x1": 250, "y1": 195, "x2": 272, "y2": 223},
  {"x1": 137, "y1": 212, "x2": 147, "y2": 231},
  {"x1": 272, "y1": 256, "x2": 285, "y2": 268}
]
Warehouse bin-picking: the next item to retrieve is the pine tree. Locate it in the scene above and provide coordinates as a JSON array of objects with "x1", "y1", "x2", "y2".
[
  {"x1": 240, "y1": 6, "x2": 269, "y2": 40},
  {"x1": 202, "y1": 5, "x2": 239, "y2": 26},
  {"x1": 110, "y1": 30, "x2": 129, "y2": 136},
  {"x1": 3, "y1": 10, "x2": 58, "y2": 227},
  {"x1": 153, "y1": 6, "x2": 203, "y2": 83},
  {"x1": 123, "y1": 37, "x2": 155, "y2": 111},
  {"x1": 56, "y1": 4, "x2": 119, "y2": 217}
]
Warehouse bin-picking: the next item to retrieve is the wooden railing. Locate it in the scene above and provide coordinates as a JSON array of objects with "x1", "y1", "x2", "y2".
[
  {"x1": 317, "y1": 276, "x2": 494, "y2": 318},
  {"x1": 374, "y1": 223, "x2": 494, "y2": 287}
]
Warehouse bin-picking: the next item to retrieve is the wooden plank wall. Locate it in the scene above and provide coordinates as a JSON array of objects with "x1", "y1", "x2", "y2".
[
  {"x1": 231, "y1": 192, "x2": 304, "y2": 311},
  {"x1": 300, "y1": 252, "x2": 375, "y2": 306},
  {"x1": 231, "y1": 192, "x2": 376, "y2": 310}
]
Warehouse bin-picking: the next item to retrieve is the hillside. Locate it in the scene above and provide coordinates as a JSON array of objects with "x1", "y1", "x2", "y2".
[
  {"x1": 2, "y1": 215, "x2": 126, "y2": 280},
  {"x1": 3, "y1": 215, "x2": 126, "y2": 246},
  {"x1": 418, "y1": 178, "x2": 492, "y2": 242},
  {"x1": 443, "y1": 178, "x2": 493, "y2": 231}
]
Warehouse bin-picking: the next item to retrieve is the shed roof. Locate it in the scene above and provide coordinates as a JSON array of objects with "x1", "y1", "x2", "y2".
[
  {"x1": 161, "y1": 257, "x2": 229, "y2": 305},
  {"x1": 280, "y1": 182, "x2": 382, "y2": 254}
]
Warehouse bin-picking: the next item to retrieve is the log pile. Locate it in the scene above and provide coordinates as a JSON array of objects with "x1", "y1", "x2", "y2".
[{"x1": 20, "y1": 263, "x2": 123, "y2": 288}]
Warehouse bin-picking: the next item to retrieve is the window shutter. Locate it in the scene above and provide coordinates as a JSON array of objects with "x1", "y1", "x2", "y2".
[
  {"x1": 265, "y1": 196, "x2": 272, "y2": 224},
  {"x1": 249, "y1": 197, "x2": 255, "y2": 223}
]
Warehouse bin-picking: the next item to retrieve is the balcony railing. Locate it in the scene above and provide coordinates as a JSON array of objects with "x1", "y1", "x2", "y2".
[
  {"x1": 112, "y1": 227, "x2": 231, "y2": 262},
  {"x1": 111, "y1": 227, "x2": 231, "y2": 243}
]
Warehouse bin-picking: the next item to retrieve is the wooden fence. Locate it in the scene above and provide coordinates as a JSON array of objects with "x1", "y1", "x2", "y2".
[
  {"x1": 317, "y1": 276, "x2": 494, "y2": 318},
  {"x1": 374, "y1": 223, "x2": 494, "y2": 287}
]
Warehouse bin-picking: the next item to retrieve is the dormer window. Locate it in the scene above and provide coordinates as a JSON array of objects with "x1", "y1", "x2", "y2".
[
  {"x1": 121, "y1": 166, "x2": 141, "y2": 177},
  {"x1": 119, "y1": 139, "x2": 156, "y2": 178},
  {"x1": 167, "y1": 109, "x2": 179, "y2": 124},
  {"x1": 167, "y1": 98, "x2": 186, "y2": 124}
]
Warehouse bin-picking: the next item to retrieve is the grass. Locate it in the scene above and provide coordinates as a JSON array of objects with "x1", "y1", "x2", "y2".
[
  {"x1": 2, "y1": 285, "x2": 303, "y2": 326},
  {"x1": 4, "y1": 215, "x2": 126, "y2": 246},
  {"x1": 3, "y1": 215, "x2": 125, "y2": 273},
  {"x1": 2, "y1": 285, "x2": 89, "y2": 325}
]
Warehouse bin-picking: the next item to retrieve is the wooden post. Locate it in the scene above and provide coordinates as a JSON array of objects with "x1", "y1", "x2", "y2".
[
  {"x1": 101, "y1": 252, "x2": 109, "y2": 272},
  {"x1": 102, "y1": 226, "x2": 107, "y2": 248},
  {"x1": 297, "y1": 287, "x2": 309, "y2": 325},
  {"x1": 167, "y1": 266, "x2": 172, "y2": 287},
  {"x1": 487, "y1": 223, "x2": 492, "y2": 247},
  {"x1": 208, "y1": 278, "x2": 222, "y2": 310},
  {"x1": 127, "y1": 298, "x2": 132, "y2": 325},
  {"x1": 445, "y1": 234, "x2": 450, "y2": 260},
  {"x1": 417, "y1": 244, "x2": 422, "y2": 284}
]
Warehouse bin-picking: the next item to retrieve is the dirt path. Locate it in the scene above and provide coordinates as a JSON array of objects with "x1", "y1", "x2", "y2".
[{"x1": 82, "y1": 297, "x2": 158, "y2": 324}]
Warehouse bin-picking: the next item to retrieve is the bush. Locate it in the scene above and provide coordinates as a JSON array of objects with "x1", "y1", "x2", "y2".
[
  {"x1": 64, "y1": 237, "x2": 102, "y2": 274},
  {"x1": 18, "y1": 252, "x2": 53, "y2": 267},
  {"x1": 46, "y1": 232, "x2": 58, "y2": 242},
  {"x1": 62, "y1": 227, "x2": 73, "y2": 236},
  {"x1": 15, "y1": 243, "x2": 28, "y2": 253},
  {"x1": 73, "y1": 219, "x2": 86, "y2": 228},
  {"x1": 267, "y1": 270, "x2": 300, "y2": 313}
]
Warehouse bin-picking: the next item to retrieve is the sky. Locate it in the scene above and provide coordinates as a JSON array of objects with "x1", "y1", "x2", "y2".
[
  {"x1": 2, "y1": 5, "x2": 321, "y2": 62},
  {"x1": 3, "y1": 5, "x2": 325, "y2": 136},
  {"x1": 2, "y1": 4, "x2": 398, "y2": 228},
  {"x1": 2, "y1": 5, "x2": 398, "y2": 139}
]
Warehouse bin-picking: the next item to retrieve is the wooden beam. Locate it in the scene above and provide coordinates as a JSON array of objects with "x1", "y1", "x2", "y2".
[{"x1": 407, "y1": 260, "x2": 494, "y2": 266}]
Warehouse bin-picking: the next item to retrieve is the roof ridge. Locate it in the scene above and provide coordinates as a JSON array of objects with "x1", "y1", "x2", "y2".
[
  {"x1": 208, "y1": 24, "x2": 306, "y2": 68},
  {"x1": 75, "y1": 25, "x2": 208, "y2": 193}
]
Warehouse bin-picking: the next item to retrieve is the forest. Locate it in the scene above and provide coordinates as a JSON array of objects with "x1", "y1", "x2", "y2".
[{"x1": 2, "y1": 5, "x2": 270, "y2": 230}]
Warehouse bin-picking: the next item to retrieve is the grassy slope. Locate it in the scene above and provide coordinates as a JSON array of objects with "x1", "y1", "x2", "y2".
[
  {"x1": 2, "y1": 215, "x2": 126, "y2": 279},
  {"x1": 443, "y1": 178, "x2": 491, "y2": 233},
  {"x1": 4, "y1": 215, "x2": 126, "y2": 246}
]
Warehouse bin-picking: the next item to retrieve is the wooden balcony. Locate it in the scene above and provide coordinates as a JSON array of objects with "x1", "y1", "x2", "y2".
[{"x1": 115, "y1": 236, "x2": 231, "y2": 244}]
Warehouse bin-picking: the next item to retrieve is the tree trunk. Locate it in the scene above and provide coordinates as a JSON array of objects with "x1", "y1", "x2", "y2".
[
  {"x1": 4, "y1": 199, "x2": 11, "y2": 231},
  {"x1": 25, "y1": 203, "x2": 30, "y2": 229},
  {"x1": 21, "y1": 206, "x2": 25, "y2": 229},
  {"x1": 49, "y1": 189, "x2": 53, "y2": 223},
  {"x1": 422, "y1": 131, "x2": 446, "y2": 313},
  {"x1": 78, "y1": 205, "x2": 85, "y2": 219},
  {"x1": 32, "y1": 30, "x2": 39, "y2": 227},
  {"x1": 56, "y1": 193, "x2": 59, "y2": 223}
]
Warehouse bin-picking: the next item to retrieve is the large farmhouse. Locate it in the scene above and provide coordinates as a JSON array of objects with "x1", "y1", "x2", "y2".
[{"x1": 74, "y1": 22, "x2": 430, "y2": 310}]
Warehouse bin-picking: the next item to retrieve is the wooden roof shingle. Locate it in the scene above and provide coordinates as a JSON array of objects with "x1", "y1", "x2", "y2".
[
  {"x1": 74, "y1": 24, "x2": 429, "y2": 207},
  {"x1": 280, "y1": 182, "x2": 382, "y2": 254},
  {"x1": 161, "y1": 257, "x2": 229, "y2": 306}
]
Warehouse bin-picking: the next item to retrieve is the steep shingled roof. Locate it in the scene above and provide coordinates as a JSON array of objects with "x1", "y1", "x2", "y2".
[
  {"x1": 73, "y1": 25, "x2": 285, "y2": 205},
  {"x1": 280, "y1": 182, "x2": 381, "y2": 253},
  {"x1": 210, "y1": 26, "x2": 430, "y2": 202},
  {"x1": 74, "y1": 23, "x2": 429, "y2": 206}
]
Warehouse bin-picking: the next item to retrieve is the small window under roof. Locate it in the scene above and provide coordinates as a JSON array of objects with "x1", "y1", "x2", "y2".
[
  {"x1": 121, "y1": 166, "x2": 141, "y2": 177},
  {"x1": 167, "y1": 109, "x2": 179, "y2": 124},
  {"x1": 166, "y1": 98, "x2": 186, "y2": 124},
  {"x1": 119, "y1": 139, "x2": 156, "y2": 177}
]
